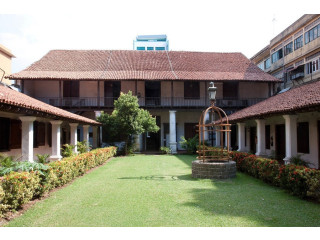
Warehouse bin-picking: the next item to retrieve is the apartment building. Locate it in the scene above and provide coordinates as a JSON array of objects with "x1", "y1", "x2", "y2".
[
  {"x1": 0, "y1": 43, "x2": 15, "y2": 85},
  {"x1": 251, "y1": 14, "x2": 320, "y2": 93},
  {"x1": 8, "y1": 50, "x2": 279, "y2": 152},
  {"x1": 133, "y1": 35, "x2": 169, "y2": 51}
]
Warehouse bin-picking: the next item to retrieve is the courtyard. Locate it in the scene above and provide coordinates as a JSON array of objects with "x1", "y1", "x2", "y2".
[{"x1": 4, "y1": 154, "x2": 320, "y2": 227}]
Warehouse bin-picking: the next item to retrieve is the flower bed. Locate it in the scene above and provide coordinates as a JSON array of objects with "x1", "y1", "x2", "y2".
[
  {"x1": 0, "y1": 147, "x2": 116, "y2": 217},
  {"x1": 230, "y1": 151, "x2": 320, "y2": 202}
]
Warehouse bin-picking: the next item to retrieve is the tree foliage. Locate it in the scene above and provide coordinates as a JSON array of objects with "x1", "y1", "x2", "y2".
[{"x1": 97, "y1": 91, "x2": 159, "y2": 154}]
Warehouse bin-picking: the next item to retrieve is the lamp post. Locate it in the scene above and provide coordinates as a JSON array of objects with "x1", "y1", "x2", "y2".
[{"x1": 208, "y1": 82, "x2": 217, "y2": 106}]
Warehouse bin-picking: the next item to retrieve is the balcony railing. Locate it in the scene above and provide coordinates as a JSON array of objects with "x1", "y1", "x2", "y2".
[{"x1": 36, "y1": 97, "x2": 266, "y2": 109}]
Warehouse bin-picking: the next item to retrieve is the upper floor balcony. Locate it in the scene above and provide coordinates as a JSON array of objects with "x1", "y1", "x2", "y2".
[{"x1": 36, "y1": 96, "x2": 266, "y2": 110}]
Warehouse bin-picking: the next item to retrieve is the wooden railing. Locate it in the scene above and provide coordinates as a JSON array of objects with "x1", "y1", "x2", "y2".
[{"x1": 36, "y1": 97, "x2": 266, "y2": 109}]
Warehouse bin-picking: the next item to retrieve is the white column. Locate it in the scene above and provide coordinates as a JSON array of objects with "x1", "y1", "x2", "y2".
[
  {"x1": 255, "y1": 119, "x2": 266, "y2": 156},
  {"x1": 169, "y1": 110, "x2": 177, "y2": 154},
  {"x1": 215, "y1": 126, "x2": 220, "y2": 147},
  {"x1": 283, "y1": 115, "x2": 298, "y2": 164},
  {"x1": 237, "y1": 123, "x2": 246, "y2": 152},
  {"x1": 83, "y1": 125, "x2": 90, "y2": 148},
  {"x1": 50, "y1": 120, "x2": 63, "y2": 161},
  {"x1": 204, "y1": 112, "x2": 209, "y2": 141},
  {"x1": 69, "y1": 123, "x2": 78, "y2": 154},
  {"x1": 224, "y1": 127, "x2": 231, "y2": 149},
  {"x1": 19, "y1": 116, "x2": 36, "y2": 162},
  {"x1": 92, "y1": 126, "x2": 98, "y2": 149}
]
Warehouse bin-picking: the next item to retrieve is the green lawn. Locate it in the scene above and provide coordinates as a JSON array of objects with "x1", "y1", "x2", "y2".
[{"x1": 4, "y1": 154, "x2": 320, "y2": 227}]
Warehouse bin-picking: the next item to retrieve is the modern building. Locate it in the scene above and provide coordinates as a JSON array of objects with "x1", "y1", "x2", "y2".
[
  {"x1": 133, "y1": 35, "x2": 169, "y2": 51},
  {"x1": 226, "y1": 80, "x2": 320, "y2": 169},
  {"x1": 251, "y1": 14, "x2": 320, "y2": 94},
  {"x1": 7, "y1": 50, "x2": 279, "y2": 153},
  {"x1": 0, "y1": 83, "x2": 100, "y2": 162},
  {"x1": 0, "y1": 44, "x2": 15, "y2": 85}
]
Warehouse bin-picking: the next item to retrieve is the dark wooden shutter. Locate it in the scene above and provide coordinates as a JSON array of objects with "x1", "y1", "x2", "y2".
[
  {"x1": 10, "y1": 120, "x2": 22, "y2": 149},
  {"x1": 265, "y1": 125, "x2": 270, "y2": 150},
  {"x1": 47, "y1": 123, "x2": 52, "y2": 147},
  {"x1": 37, "y1": 122, "x2": 46, "y2": 146},
  {"x1": 297, "y1": 122, "x2": 309, "y2": 154}
]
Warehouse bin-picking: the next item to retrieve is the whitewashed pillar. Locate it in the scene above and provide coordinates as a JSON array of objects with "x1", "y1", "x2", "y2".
[
  {"x1": 169, "y1": 110, "x2": 177, "y2": 154},
  {"x1": 83, "y1": 125, "x2": 90, "y2": 148},
  {"x1": 19, "y1": 116, "x2": 36, "y2": 162},
  {"x1": 69, "y1": 123, "x2": 78, "y2": 154},
  {"x1": 224, "y1": 127, "x2": 230, "y2": 149},
  {"x1": 256, "y1": 119, "x2": 266, "y2": 156},
  {"x1": 283, "y1": 115, "x2": 298, "y2": 164},
  {"x1": 50, "y1": 120, "x2": 63, "y2": 161},
  {"x1": 92, "y1": 126, "x2": 98, "y2": 149},
  {"x1": 237, "y1": 123, "x2": 246, "y2": 152}
]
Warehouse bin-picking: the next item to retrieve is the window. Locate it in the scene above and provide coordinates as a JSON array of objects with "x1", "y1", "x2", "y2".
[
  {"x1": 0, "y1": 117, "x2": 10, "y2": 151},
  {"x1": 10, "y1": 120, "x2": 21, "y2": 149},
  {"x1": 34, "y1": 121, "x2": 45, "y2": 148},
  {"x1": 223, "y1": 82, "x2": 238, "y2": 99},
  {"x1": 257, "y1": 62, "x2": 264, "y2": 70},
  {"x1": 147, "y1": 47, "x2": 154, "y2": 50},
  {"x1": 284, "y1": 42, "x2": 293, "y2": 56},
  {"x1": 137, "y1": 47, "x2": 145, "y2": 50},
  {"x1": 184, "y1": 81, "x2": 200, "y2": 99},
  {"x1": 264, "y1": 58, "x2": 271, "y2": 69},
  {"x1": 306, "y1": 58, "x2": 320, "y2": 75},
  {"x1": 63, "y1": 81, "x2": 79, "y2": 98},
  {"x1": 155, "y1": 47, "x2": 165, "y2": 50},
  {"x1": 305, "y1": 24, "x2": 320, "y2": 45},
  {"x1": 265, "y1": 125, "x2": 270, "y2": 150},
  {"x1": 294, "y1": 35, "x2": 303, "y2": 50},
  {"x1": 271, "y1": 49, "x2": 283, "y2": 63},
  {"x1": 297, "y1": 122, "x2": 309, "y2": 154}
]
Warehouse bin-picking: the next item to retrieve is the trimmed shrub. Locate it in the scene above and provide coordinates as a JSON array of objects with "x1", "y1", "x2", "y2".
[
  {"x1": 0, "y1": 147, "x2": 117, "y2": 217},
  {"x1": 230, "y1": 151, "x2": 320, "y2": 202}
]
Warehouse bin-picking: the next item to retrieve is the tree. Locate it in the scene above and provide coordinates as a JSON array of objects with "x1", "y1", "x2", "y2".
[{"x1": 97, "y1": 91, "x2": 159, "y2": 154}]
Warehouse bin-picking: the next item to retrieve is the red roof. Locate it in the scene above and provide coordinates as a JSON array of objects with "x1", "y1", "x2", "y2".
[
  {"x1": 8, "y1": 50, "x2": 279, "y2": 82},
  {"x1": 0, "y1": 84, "x2": 100, "y2": 125},
  {"x1": 226, "y1": 81, "x2": 320, "y2": 122}
]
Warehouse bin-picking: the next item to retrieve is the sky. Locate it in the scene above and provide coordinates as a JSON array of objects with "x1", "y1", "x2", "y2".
[{"x1": 0, "y1": 0, "x2": 318, "y2": 73}]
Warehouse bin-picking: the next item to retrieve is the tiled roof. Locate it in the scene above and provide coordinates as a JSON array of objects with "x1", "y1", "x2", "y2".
[
  {"x1": 0, "y1": 84, "x2": 100, "y2": 125},
  {"x1": 8, "y1": 50, "x2": 279, "y2": 82},
  {"x1": 226, "y1": 81, "x2": 320, "y2": 122}
]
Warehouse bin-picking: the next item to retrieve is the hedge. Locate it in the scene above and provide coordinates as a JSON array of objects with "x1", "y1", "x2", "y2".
[
  {"x1": 0, "y1": 147, "x2": 116, "y2": 217},
  {"x1": 230, "y1": 151, "x2": 320, "y2": 202}
]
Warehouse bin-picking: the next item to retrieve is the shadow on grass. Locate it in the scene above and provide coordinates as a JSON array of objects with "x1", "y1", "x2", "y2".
[{"x1": 118, "y1": 174, "x2": 196, "y2": 181}]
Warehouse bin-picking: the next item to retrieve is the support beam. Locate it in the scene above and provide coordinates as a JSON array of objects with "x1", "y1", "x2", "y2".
[
  {"x1": 19, "y1": 116, "x2": 36, "y2": 162},
  {"x1": 255, "y1": 119, "x2": 266, "y2": 156},
  {"x1": 69, "y1": 123, "x2": 78, "y2": 154},
  {"x1": 283, "y1": 115, "x2": 298, "y2": 164},
  {"x1": 237, "y1": 123, "x2": 246, "y2": 152},
  {"x1": 169, "y1": 110, "x2": 177, "y2": 154},
  {"x1": 50, "y1": 120, "x2": 63, "y2": 161}
]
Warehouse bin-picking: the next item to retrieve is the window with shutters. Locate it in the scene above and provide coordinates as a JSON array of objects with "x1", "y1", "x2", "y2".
[
  {"x1": 223, "y1": 82, "x2": 238, "y2": 99},
  {"x1": 34, "y1": 121, "x2": 46, "y2": 147},
  {"x1": 63, "y1": 81, "x2": 79, "y2": 98}
]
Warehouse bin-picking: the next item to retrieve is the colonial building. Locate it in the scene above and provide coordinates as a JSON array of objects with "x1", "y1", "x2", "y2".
[
  {"x1": 251, "y1": 14, "x2": 320, "y2": 94},
  {"x1": 8, "y1": 50, "x2": 279, "y2": 153},
  {"x1": 0, "y1": 44, "x2": 15, "y2": 85},
  {"x1": 226, "y1": 80, "x2": 320, "y2": 169},
  {"x1": 0, "y1": 83, "x2": 100, "y2": 162}
]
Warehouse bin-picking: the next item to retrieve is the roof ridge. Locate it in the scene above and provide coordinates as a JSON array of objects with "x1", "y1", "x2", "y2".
[{"x1": 99, "y1": 50, "x2": 113, "y2": 79}]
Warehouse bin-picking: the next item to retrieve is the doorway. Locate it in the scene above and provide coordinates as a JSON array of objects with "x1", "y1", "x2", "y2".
[
  {"x1": 250, "y1": 127, "x2": 256, "y2": 154},
  {"x1": 276, "y1": 124, "x2": 286, "y2": 163},
  {"x1": 145, "y1": 81, "x2": 161, "y2": 106},
  {"x1": 104, "y1": 81, "x2": 121, "y2": 107},
  {"x1": 146, "y1": 116, "x2": 161, "y2": 151}
]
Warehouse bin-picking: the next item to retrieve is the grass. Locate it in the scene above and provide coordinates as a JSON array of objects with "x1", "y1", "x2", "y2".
[{"x1": 4, "y1": 154, "x2": 320, "y2": 227}]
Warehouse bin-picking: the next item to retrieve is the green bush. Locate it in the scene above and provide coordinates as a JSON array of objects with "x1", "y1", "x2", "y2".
[
  {"x1": 0, "y1": 162, "x2": 49, "y2": 177},
  {"x1": 36, "y1": 154, "x2": 50, "y2": 164},
  {"x1": 0, "y1": 154, "x2": 14, "y2": 168},
  {"x1": 230, "y1": 151, "x2": 320, "y2": 201},
  {"x1": 180, "y1": 135, "x2": 199, "y2": 154},
  {"x1": 61, "y1": 144, "x2": 75, "y2": 158},
  {"x1": 0, "y1": 147, "x2": 117, "y2": 217},
  {"x1": 77, "y1": 141, "x2": 91, "y2": 154},
  {"x1": 160, "y1": 146, "x2": 171, "y2": 154}
]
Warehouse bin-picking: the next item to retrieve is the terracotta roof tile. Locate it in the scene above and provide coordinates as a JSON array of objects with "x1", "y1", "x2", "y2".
[
  {"x1": 8, "y1": 50, "x2": 279, "y2": 82},
  {"x1": 0, "y1": 85, "x2": 99, "y2": 125},
  {"x1": 226, "y1": 81, "x2": 320, "y2": 122}
]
